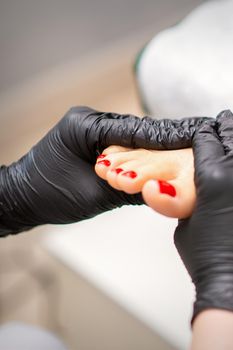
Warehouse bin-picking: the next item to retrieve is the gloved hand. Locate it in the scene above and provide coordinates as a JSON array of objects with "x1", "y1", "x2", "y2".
[
  {"x1": 174, "y1": 110, "x2": 233, "y2": 323},
  {"x1": 0, "y1": 106, "x2": 210, "y2": 236}
]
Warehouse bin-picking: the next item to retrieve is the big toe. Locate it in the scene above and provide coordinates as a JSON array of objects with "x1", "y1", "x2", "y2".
[{"x1": 142, "y1": 176, "x2": 196, "y2": 219}]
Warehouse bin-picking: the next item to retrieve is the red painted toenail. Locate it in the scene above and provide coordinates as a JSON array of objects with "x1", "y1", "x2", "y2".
[
  {"x1": 97, "y1": 154, "x2": 106, "y2": 160},
  {"x1": 112, "y1": 168, "x2": 123, "y2": 174},
  {"x1": 121, "y1": 171, "x2": 137, "y2": 179},
  {"x1": 97, "y1": 159, "x2": 111, "y2": 166},
  {"x1": 158, "y1": 180, "x2": 176, "y2": 197}
]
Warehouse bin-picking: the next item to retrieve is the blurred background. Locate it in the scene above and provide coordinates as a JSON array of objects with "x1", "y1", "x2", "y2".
[{"x1": 0, "y1": 1, "x2": 207, "y2": 350}]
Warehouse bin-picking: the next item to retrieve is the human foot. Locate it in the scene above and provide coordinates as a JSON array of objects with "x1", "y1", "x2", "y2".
[{"x1": 95, "y1": 146, "x2": 195, "y2": 218}]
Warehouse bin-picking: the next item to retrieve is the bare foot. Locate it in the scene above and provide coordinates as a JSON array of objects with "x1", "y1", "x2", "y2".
[{"x1": 95, "y1": 146, "x2": 195, "y2": 218}]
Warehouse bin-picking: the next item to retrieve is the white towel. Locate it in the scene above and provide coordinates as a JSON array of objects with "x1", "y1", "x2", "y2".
[{"x1": 136, "y1": 0, "x2": 233, "y2": 118}]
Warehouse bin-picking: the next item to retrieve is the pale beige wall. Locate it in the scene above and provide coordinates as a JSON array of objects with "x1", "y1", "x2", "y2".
[{"x1": 0, "y1": 41, "x2": 143, "y2": 164}]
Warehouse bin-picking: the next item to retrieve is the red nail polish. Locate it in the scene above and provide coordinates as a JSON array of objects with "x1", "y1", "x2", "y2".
[
  {"x1": 122, "y1": 171, "x2": 137, "y2": 179},
  {"x1": 97, "y1": 159, "x2": 111, "y2": 166},
  {"x1": 112, "y1": 168, "x2": 123, "y2": 174},
  {"x1": 158, "y1": 180, "x2": 176, "y2": 197},
  {"x1": 97, "y1": 154, "x2": 106, "y2": 159}
]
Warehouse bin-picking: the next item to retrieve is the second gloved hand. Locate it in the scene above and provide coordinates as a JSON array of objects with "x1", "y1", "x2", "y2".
[{"x1": 174, "y1": 110, "x2": 233, "y2": 323}]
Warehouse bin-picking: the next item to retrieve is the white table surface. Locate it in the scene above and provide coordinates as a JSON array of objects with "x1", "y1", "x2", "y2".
[{"x1": 43, "y1": 205, "x2": 195, "y2": 350}]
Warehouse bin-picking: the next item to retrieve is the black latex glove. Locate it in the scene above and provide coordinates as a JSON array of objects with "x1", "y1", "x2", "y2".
[
  {"x1": 174, "y1": 110, "x2": 233, "y2": 323},
  {"x1": 0, "y1": 106, "x2": 210, "y2": 236}
]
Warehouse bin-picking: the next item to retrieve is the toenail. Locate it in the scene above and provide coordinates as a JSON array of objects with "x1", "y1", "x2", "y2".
[
  {"x1": 97, "y1": 154, "x2": 107, "y2": 160},
  {"x1": 97, "y1": 159, "x2": 111, "y2": 166},
  {"x1": 158, "y1": 180, "x2": 176, "y2": 197},
  {"x1": 121, "y1": 170, "x2": 137, "y2": 179},
  {"x1": 111, "y1": 168, "x2": 123, "y2": 174}
]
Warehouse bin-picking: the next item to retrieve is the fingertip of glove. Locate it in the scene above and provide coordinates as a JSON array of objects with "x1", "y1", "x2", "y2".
[
  {"x1": 216, "y1": 109, "x2": 233, "y2": 122},
  {"x1": 215, "y1": 109, "x2": 233, "y2": 134},
  {"x1": 193, "y1": 119, "x2": 217, "y2": 140}
]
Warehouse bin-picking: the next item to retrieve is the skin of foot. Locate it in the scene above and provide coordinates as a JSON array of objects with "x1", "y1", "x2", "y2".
[{"x1": 94, "y1": 146, "x2": 195, "y2": 219}]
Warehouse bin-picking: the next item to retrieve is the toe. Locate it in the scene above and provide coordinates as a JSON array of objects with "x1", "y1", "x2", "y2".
[
  {"x1": 95, "y1": 149, "x2": 150, "y2": 181},
  {"x1": 95, "y1": 153, "x2": 130, "y2": 180},
  {"x1": 105, "y1": 167, "x2": 125, "y2": 191},
  {"x1": 142, "y1": 176, "x2": 196, "y2": 219},
  {"x1": 101, "y1": 145, "x2": 132, "y2": 155},
  {"x1": 95, "y1": 157, "x2": 112, "y2": 180},
  {"x1": 112, "y1": 158, "x2": 177, "y2": 195},
  {"x1": 95, "y1": 145, "x2": 134, "y2": 180},
  {"x1": 112, "y1": 159, "x2": 146, "y2": 194}
]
